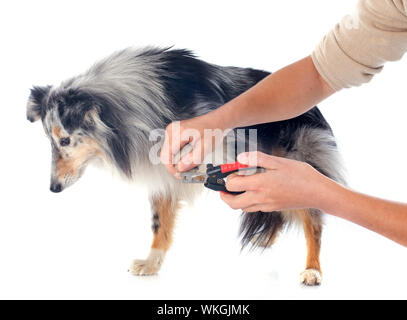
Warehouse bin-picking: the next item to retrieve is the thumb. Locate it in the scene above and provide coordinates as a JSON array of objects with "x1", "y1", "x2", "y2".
[
  {"x1": 237, "y1": 151, "x2": 279, "y2": 169},
  {"x1": 177, "y1": 152, "x2": 196, "y2": 172},
  {"x1": 177, "y1": 142, "x2": 203, "y2": 172}
]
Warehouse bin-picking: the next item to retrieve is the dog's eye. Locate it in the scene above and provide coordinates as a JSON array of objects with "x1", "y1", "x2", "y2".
[{"x1": 60, "y1": 137, "x2": 71, "y2": 147}]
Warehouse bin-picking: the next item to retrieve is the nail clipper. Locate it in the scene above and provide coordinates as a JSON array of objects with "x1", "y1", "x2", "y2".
[{"x1": 181, "y1": 161, "x2": 264, "y2": 195}]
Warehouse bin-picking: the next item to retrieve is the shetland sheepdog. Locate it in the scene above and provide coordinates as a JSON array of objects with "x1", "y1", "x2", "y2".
[{"x1": 27, "y1": 47, "x2": 345, "y2": 285}]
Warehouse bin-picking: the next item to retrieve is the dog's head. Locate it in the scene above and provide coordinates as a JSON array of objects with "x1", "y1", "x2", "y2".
[{"x1": 27, "y1": 86, "x2": 111, "y2": 192}]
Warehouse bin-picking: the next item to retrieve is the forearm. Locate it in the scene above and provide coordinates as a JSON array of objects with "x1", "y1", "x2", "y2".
[
  {"x1": 206, "y1": 56, "x2": 335, "y2": 129},
  {"x1": 317, "y1": 175, "x2": 407, "y2": 247}
]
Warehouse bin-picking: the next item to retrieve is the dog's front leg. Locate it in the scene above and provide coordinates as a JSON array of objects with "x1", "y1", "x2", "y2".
[{"x1": 130, "y1": 194, "x2": 178, "y2": 276}]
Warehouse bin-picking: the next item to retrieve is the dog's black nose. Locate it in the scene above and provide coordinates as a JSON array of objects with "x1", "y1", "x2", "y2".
[{"x1": 50, "y1": 183, "x2": 62, "y2": 193}]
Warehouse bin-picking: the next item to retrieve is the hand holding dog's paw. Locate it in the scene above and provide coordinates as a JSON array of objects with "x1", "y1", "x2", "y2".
[
  {"x1": 300, "y1": 268, "x2": 322, "y2": 286},
  {"x1": 129, "y1": 249, "x2": 165, "y2": 276}
]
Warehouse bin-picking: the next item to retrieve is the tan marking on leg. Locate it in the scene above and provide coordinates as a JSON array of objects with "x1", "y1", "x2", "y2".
[
  {"x1": 298, "y1": 209, "x2": 322, "y2": 285},
  {"x1": 299, "y1": 209, "x2": 322, "y2": 271},
  {"x1": 151, "y1": 195, "x2": 178, "y2": 252},
  {"x1": 129, "y1": 195, "x2": 178, "y2": 276}
]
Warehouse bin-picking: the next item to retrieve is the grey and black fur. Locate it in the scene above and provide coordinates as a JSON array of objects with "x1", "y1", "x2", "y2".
[{"x1": 27, "y1": 47, "x2": 345, "y2": 285}]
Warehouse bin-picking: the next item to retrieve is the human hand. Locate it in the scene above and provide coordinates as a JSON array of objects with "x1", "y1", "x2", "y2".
[
  {"x1": 220, "y1": 151, "x2": 328, "y2": 212},
  {"x1": 160, "y1": 114, "x2": 228, "y2": 176}
]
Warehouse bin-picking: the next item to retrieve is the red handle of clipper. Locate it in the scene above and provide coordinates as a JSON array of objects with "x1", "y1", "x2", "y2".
[{"x1": 220, "y1": 161, "x2": 249, "y2": 173}]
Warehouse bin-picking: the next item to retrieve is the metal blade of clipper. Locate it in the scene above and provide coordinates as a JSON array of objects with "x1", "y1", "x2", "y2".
[{"x1": 181, "y1": 172, "x2": 207, "y2": 183}]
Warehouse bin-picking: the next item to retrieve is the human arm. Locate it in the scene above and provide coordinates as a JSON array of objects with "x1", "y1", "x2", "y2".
[
  {"x1": 160, "y1": 55, "x2": 334, "y2": 174},
  {"x1": 160, "y1": 0, "x2": 407, "y2": 175}
]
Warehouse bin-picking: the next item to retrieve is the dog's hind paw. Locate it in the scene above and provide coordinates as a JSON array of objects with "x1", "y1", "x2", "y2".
[
  {"x1": 129, "y1": 248, "x2": 165, "y2": 276},
  {"x1": 300, "y1": 268, "x2": 322, "y2": 286}
]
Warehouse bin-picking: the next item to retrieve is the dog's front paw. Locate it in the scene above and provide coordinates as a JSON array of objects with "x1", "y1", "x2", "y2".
[
  {"x1": 300, "y1": 268, "x2": 322, "y2": 286},
  {"x1": 129, "y1": 248, "x2": 165, "y2": 276},
  {"x1": 130, "y1": 259, "x2": 161, "y2": 276}
]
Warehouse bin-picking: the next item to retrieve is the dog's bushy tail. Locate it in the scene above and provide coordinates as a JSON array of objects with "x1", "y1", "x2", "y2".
[{"x1": 240, "y1": 211, "x2": 285, "y2": 249}]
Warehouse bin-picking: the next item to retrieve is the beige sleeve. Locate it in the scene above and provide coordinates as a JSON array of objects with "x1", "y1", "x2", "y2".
[{"x1": 312, "y1": 0, "x2": 407, "y2": 91}]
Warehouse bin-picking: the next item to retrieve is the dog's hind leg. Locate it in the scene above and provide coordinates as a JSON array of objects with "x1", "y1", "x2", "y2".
[
  {"x1": 130, "y1": 194, "x2": 178, "y2": 276},
  {"x1": 298, "y1": 209, "x2": 323, "y2": 286}
]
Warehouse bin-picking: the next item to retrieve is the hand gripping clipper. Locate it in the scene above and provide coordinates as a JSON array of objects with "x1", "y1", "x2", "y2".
[{"x1": 181, "y1": 161, "x2": 264, "y2": 195}]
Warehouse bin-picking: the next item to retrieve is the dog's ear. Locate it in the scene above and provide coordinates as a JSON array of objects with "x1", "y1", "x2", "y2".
[{"x1": 27, "y1": 85, "x2": 51, "y2": 122}]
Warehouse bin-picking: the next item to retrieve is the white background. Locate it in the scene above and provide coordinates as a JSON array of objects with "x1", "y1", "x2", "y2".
[{"x1": 0, "y1": 0, "x2": 406, "y2": 299}]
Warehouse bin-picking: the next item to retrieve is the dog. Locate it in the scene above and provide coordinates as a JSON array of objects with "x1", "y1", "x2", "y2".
[{"x1": 27, "y1": 47, "x2": 345, "y2": 285}]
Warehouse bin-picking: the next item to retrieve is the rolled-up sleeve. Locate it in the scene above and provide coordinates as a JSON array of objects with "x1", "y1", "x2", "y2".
[{"x1": 312, "y1": 0, "x2": 407, "y2": 91}]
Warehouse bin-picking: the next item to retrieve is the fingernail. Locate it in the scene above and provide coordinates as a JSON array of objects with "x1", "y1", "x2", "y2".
[{"x1": 237, "y1": 153, "x2": 248, "y2": 164}]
